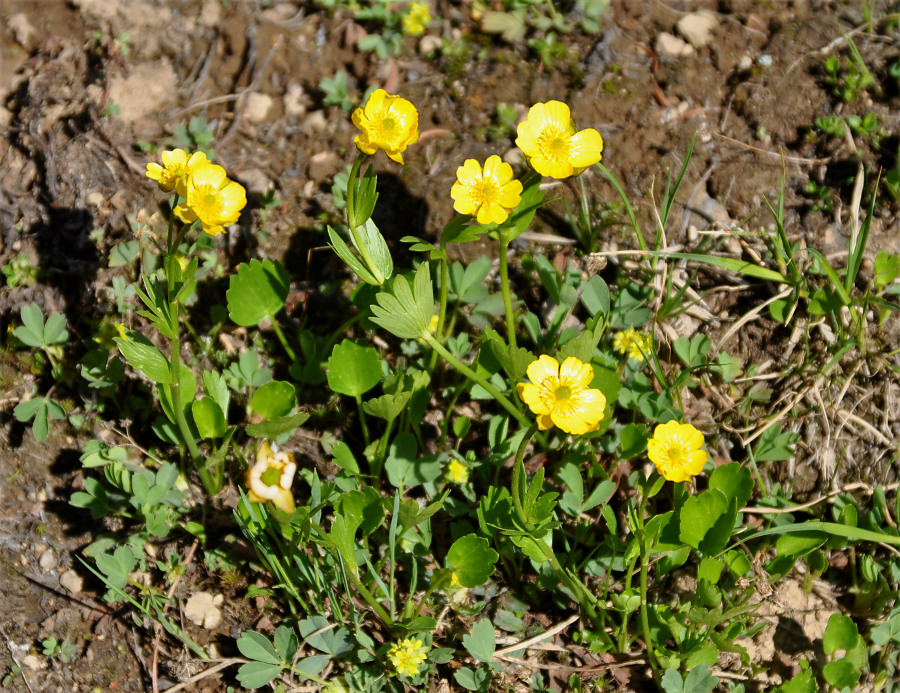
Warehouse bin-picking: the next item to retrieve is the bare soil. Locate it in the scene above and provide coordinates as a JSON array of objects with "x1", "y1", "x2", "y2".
[{"x1": 1, "y1": 0, "x2": 899, "y2": 690}]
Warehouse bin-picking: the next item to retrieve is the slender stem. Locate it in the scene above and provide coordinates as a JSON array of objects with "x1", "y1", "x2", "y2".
[
  {"x1": 422, "y1": 334, "x2": 531, "y2": 428},
  {"x1": 511, "y1": 425, "x2": 538, "y2": 529},
  {"x1": 429, "y1": 250, "x2": 450, "y2": 372},
  {"x1": 636, "y1": 487, "x2": 662, "y2": 686},
  {"x1": 372, "y1": 416, "x2": 396, "y2": 481},
  {"x1": 270, "y1": 319, "x2": 297, "y2": 362},
  {"x1": 576, "y1": 174, "x2": 593, "y2": 252},
  {"x1": 344, "y1": 565, "x2": 395, "y2": 631},
  {"x1": 498, "y1": 229, "x2": 517, "y2": 348},
  {"x1": 355, "y1": 395, "x2": 370, "y2": 446}
]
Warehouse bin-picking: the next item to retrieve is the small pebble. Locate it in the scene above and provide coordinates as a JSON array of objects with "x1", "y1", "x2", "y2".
[
  {"x1": 39, "y1": 548, "x2": 56, "y2": 572},
  {"x1": 60, "y1": 569, "x2": 84, "y2": 595}
]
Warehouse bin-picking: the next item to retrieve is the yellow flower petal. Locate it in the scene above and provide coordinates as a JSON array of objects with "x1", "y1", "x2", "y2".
[
  {"x1": 567, "y1": 129, "x2": 604, "y2": 169},
  {"x1": 450, "y1": 155, "x2": 521, "y2": 225}
]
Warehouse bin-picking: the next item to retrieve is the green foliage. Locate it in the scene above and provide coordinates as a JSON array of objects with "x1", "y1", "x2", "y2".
[{"x1": 227, "y1": 259, "x2": 290, "y2": 327}]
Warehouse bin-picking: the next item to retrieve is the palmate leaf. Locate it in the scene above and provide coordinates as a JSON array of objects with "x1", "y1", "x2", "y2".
[
  {"x1": 226, "y1": 259, "x2": 289, "y2": 327},
  {"x1": 370, "y1": 262, "x2": 434, "y2": 339}
]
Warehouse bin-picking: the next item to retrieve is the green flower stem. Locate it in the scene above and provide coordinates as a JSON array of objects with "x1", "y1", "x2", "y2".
[
  {"x1": 422, "y1": 334, "x2": 531, "y2": 429},
  {"x1": 355, "y1": 395, "x2": 370, "y2": 446},
  {"x1": 576, "y1": 174, "x2": 593, "y2": 251},
  {"x1": 269, "y1": 319, "x2": 297, "y2": 362},
  {"x1": 161, "y1": 212, "x2": 217, "y2": 495},
  {"x1": 595, "y1": 162, "x2": 646, "y2": 253},
  {"x1": 168, "y1": 307, "x2": 217, "y2": 495},
  {"x1": 511, "y1": 424, "x2": 538, "y2": 529},
  {"x1": 428, "y1": 250, "x2": 450, "y2": 372},
  {"x1": 635, "y1": 485, "x2": 662, "y2": 686},
  {"x1": 343, "y1": 564, "x2": 395, "y2": 632},
  {"x1": 498, "y1": 228, "x2": 517, "y2": 348},
  {"x1": 372, "y1": 416, "x2": 396, "y2": 481}
]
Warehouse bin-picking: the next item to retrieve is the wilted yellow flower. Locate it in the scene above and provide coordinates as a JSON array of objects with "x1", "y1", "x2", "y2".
[
  {"x1": 447, "y1": 459, "x2": 469, "y2": 484},
  {"x1": 174, "y1": 163, "x2": 247, "y2": 236},
  {"x1": 352, "y1": 89, "x2": 420, "y2": 164},
  {"x1": 515, "y1": 101, "x2": 603, "y2": 179},
  {"x1": 613, "y1": 327, "x2": 652, "y2": 362},
  {"x1": 449, "y1": 571, "x2": 462, "y2": 587},
  {"x1": 387, "y1": 638, "x2": 428, "y2": 678},
  {"x1": 450, "y1": 155, "x2": 523, "y2": 225},
  {"x1": 647, "y1": 421, "x2": 707, "y2": 483},
  {"x1": 517, "y1": 355, "x2": 606, "y2": 435},
  {"x1": 145, "y1": 148, "x2": 209, "y2": 197},
  {"x1": 245, "y1": 441, "x2": 297, "y2": 513},
  {"x1": 402, "y1": 2, "x2": 432, "y2": 35}
]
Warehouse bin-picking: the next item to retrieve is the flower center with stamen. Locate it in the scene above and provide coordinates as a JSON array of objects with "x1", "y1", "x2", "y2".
[
  {"x1": 261, "y1": 467, "x2": 281, "y2": 487},
  {"x1": 203, "y1": 192, "x2": 217, "y2": 209},
  {"x1": 555, "y1": 384, "x2": 572, "y2": 401},
  {"x1": 381, "y1": 117, "x2": 396, "y2": 133}
]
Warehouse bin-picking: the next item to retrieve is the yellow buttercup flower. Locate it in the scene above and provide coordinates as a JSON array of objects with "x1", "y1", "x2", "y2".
[
  {"x1": 145, "y1": 148, "x2": 209, "y2": 197},
  {"x1": 352, "y1": 89, "x2": 420, "y2": 164},
  {"x1": 446, "y1": 459, "x2": 469, "y2": 484},
  {"x1": 245, "y1": 441, "x2": 297, "y2": 514},
  {"x1": 402, "y1": 2, "x2": 432, "y2": 36},
  {"x1": 450, "y1": 155, "x2": 523, "y2": 225},
  {"x1": 174, "y1": 163, "x2": 247, "y2": 236},
  {"x1": 515, "y1": 101, "x2": 604, "y2": 179},
  {"x1": 387, "y1": 638, "x2": 428, "y2": 678},
  {"x1": 613, "y1": 327, "x2": 653, "y2": 362},
  {"x1": 517, "y1": 355, "x2": 606, "y2": 435},
  {"x1": 647, "y1": 421, "x2": 708, "y2": 483}
]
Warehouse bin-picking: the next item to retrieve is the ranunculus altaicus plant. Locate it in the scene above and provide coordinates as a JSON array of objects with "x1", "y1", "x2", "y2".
[
  {"x1": 518, "y1": 355, "x2": 606, "y2": 435},
  {"x1": 647, "y1": 420, "x2": 708, "y2": 482}
]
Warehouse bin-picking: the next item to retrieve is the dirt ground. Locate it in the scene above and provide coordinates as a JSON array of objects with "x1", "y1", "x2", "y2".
[{"x1": 1, "y1": 0, "x2": 899, "y2": 690}]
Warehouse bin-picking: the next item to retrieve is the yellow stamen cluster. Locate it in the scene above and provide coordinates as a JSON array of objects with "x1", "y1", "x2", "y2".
[
  {"x1": 613, "y1": 327, "x2": 653, "y2": 362},
  {"x1": 446, "y1": 459, "x2": 469, "y2": 484},
  {"x1": 387, "y1": 638, "x2": 429, "y2": 678},
  {"x1": 402, "y1": 2, "x2": 432, "y2": 36}
]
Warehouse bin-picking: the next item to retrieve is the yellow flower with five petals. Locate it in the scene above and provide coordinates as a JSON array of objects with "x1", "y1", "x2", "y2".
[
  {"x1": 402, "y1": 2, "x2": 432, "y2": 36},
  {"x1": 647, "y1": 421, "x2": 707, "y2": 482},
  {"x1": 450, "y1": 155, "x2": 523, "y2": 225},
  {"x1": 517, "y1": 355, "x2": 606, "y2": 435},
  {"x1": 174, "y1": 163, "x2": 247, "y2": 236},
  {"x1": 515, "y1": 101, "x2": 603, "y2": 179},
  {"x1": 352, "y1": 89, "x2": 420, "y2": 164}
]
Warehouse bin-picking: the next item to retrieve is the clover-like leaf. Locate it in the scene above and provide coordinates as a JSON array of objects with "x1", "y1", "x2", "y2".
[
  {"x1": 326, "y1": 340, "x2": 382, "y2": 397},
  {"x1": 227, "y1": 259, "x2": 290, "y2": 327},
  {"x1": 251, "y1": 381, "x2": 297, "y2": 420},
  {"x1": 447, "y1": 534, "x2": 499, "y2": 587}
]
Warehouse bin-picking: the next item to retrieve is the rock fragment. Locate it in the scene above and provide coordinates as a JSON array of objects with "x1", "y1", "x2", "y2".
[{"x1": 677, "y1": 11, "x2": 718, "y2": 49}]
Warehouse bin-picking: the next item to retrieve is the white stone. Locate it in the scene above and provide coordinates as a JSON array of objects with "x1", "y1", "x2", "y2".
[
  {"x1": 676, "y1": 11, "x2": 718, "y2": 49},
  {"x1": 199, "y1": 0, "x2": 222, "y2": 26},
  {"x1": 9, "y1": 13, "x2": 36, "y2": 48},
  {"x1": 22, "y1": 654, "x2": 47, "y2": 670},
  {"x1": 109, "y1": 59, "x2": 177, "y2": 122},
  {"x1": 238, "y1": 168, "x2": 275, "y2": 195},
  {"x1": 39, "y1": 548, "x2": 56, "y2": 572},
  {"x1": 60, "y1": 569, "x2": 84, "y2": 595},
  {"x1": 184, "y1": 591, "x2": 222, "y2": 629},
  {"x1": 244, "y1": 92, "x2": 274, "y2": 124},
  {"x1": 419, "y1": 35, "x2": 442, "y2": 55},
  {"x1": 655, "y1": 32, "x2": 694, "y2": 59},
  {"x1": 301, "y1": 110, "x2": 328, "y2": 134},
  {"x1": 283, "y1": 83, "x2": 307, "y2": 118}
]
